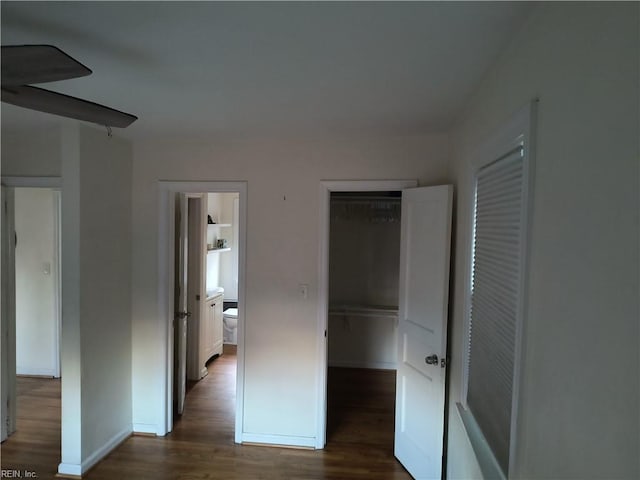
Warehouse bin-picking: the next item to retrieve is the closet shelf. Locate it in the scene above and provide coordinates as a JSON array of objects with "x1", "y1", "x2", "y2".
[
  {"x1": 329, "y1": 304, "x2": 398, "y2": 319},
  {"x1": 207, "y1": 247, "x2": 231, "y2": 253}
]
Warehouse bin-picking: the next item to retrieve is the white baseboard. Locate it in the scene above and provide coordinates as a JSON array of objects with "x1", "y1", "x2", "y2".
[
  {"x1": 133, "y1": 423, "x2": 159, "y2": 435},
  {"x1": 328, "y1": 360, "x2": 396, "y2": 370},
  {"x1": 241, "y1": 433, "x2": 316, "y2": 449},
  {"x1": 58, "y1": 425, "x2": 132, "y2": 476},
  {"x1": 17, "y1": 366, "x2": 57, "y2": 377},
  {"x1": 57, "y1": 462, "x2": 82, "y2": 477}
]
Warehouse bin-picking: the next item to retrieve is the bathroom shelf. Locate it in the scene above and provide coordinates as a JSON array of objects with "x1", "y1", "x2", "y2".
[
  {"x1": 207, "y1": 247, "x2": 231, "y2": 253},
  {"x1": 208, "y1": 223, "x2": 231, "y2": 228}
]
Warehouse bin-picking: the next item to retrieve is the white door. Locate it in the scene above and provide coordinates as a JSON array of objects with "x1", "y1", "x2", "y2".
[
  {"x1": 395, "y1": 185, "x2": 453, "y2": 480},
  {"x1": 188, "y1": 195, "x2": 209, "y2": 381},
  {"x1": 175, "y1": 193, "x2": 189, "y2": 415},
  {"x1": 1, "y1": 186, "x2": 17, "y2": 441}
]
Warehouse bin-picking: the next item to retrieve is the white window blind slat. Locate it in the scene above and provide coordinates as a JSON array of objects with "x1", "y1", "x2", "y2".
[
  {"x1": 477, "y1": 165, "x2": 522, "y2": 187},
  {"x1": 467, "y1": 145, "x2": 525, "y2": 474},
  {"x1": 474, "y1": 264, "x2": 520, "y2": 292},
  {"x1": 476, "y1": 180, "x2": 522, "y2": 201},
  {"x1": 475, "y1": 206, "x2": 523, "y2": 219},
  {"x1": 474, "y1": 252, "x2": 520, "y2": 278},
  {"x1": 470, "y1": 302, "x2": 517, "y2": 356},
  {"x1": 472, "y1": 293, "x2": 517, "y2": 331}
]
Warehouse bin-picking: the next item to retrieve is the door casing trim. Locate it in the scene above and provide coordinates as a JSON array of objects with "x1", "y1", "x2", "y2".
[
  {"x1": 157, "y1": 181, "x2": 247, "y2": 442},
  {"x1": 0, "y1": 176, "x2": 62, "y2": 445}
]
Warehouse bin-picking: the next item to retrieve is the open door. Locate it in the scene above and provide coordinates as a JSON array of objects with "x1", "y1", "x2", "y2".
[
  {"x1": 394, "y1": 185, "x2": 453, "y2": 479},
  {"x1": 1, "y1": 186, "x2": 17, "y2": 441},
  {"x1": 186, "y1": 196, "x2": 206, "y2": 382},
  {"x1": 174, "y1": 193, "x2": 189, "y2": 416}
]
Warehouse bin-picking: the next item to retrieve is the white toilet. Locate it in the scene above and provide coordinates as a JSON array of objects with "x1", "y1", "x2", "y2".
[{"x1": 223, "y1": 308, "x2": 238, "y2": 344}]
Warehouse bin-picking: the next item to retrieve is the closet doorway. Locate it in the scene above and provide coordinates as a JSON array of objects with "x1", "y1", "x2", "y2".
[
  {"x1": 318, "y1": 180, "x2": 453, "y2": 479},
  {"x1": 318, "y1": 180, "x2": 416, "y2": 449},
  {"x1": 326, "y1": 190, "x2": 403, "y2": 452}
]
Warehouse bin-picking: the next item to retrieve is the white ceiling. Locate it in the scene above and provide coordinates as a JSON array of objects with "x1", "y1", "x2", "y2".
[{"x1": 1, "y1": 1, "x2": 532, "y2": 141}]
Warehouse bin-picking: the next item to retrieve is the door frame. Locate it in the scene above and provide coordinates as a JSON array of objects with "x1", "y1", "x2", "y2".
[
  {"x1": 316, "y1": 179, "x2": 417, "y2": 448},
  {"x1": 1, "y1": 176, "x2": 62, "y2": 441},
  {"x1": 158, "y1": 181, "x2": 247, "y2": 441},
  {"x1": 1, "y1": 185, "x2": 16, "y2": 442}
]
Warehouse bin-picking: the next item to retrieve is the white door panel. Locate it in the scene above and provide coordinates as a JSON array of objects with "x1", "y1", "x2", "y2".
[
  {"x1": 176, "y1": 193, "x2": 188, "y2": 415},
  {"x1": 403, "y1": 192, "x2": 450, "y2": 340},
  {"x1": 402, "y1": 321, "x2": 439, "y2": 381},
  {"x1": 395, "y1": 185, "x2": 452, "y2": 480}
]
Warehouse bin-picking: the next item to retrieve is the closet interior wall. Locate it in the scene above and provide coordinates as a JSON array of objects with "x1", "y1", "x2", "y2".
[{"x1": 328, "y1": 192, "x2": 401, "y2": 370}]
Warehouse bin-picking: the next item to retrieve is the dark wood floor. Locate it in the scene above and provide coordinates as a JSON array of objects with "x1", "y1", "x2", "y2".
[
  {"x1": 0, "y1": 375, "x2": 61, "y2": 478},
  {"x1": 1, "y1": 353, "x2": 411, "y2": 479}
]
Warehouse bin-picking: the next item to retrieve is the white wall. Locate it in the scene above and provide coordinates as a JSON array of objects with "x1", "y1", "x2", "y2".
[
  {"x1": 329, "y1": 213, "x2": 400, "y2": 306},
  {"x1": 447, "y1": 3, "x2": 639, "y2": 479},
  {"x1": 205, "y1": 193, "x2": 221, "y2": 291},
  {"x1": 1, "y1": 122, "x2": 133, "y2": 474},
  {"x1": 60, "y1": 124, "x2": 83, "y2": 470},
  {"x1": 131, "y1": 133, "x2": 450, "y2": 442},
  {"x1": 219, "y1": 193, "x2": 239, "y2": 300},
  {"x1": 328, "y1": 313, "x2": 397, "y2": 370},
  {"x1": 206, "y1": 192, "x2": 239, "y2": 296},
  {"x1": 77, "y1": 125, "x2": 133, "y2": 465},
  {"x1": 15, "y1": 187, "x2": 58, "y2": 376},
  {"x1": 206, "y1": 192, "x2": 223, "y2": 227},
  {"x1": 328, "y1": 205, "x2": 400, "y2": 369},
  {"x1": 57, "y1": 124, "x2": 133, "y2": 475},
  {"x1": 1, "y1": 127, "x2": 62, "y2": 177}
]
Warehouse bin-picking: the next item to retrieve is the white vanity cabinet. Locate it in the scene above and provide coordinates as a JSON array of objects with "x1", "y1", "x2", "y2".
[
  {"x1": 209, "y1": 294, "x2": 224, "y2": 358},
  {"x1": 200, "y1": 292, "x2": 224, "y2": 378}
]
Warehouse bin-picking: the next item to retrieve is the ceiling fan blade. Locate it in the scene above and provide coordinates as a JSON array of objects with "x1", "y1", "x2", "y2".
[
  {"x1": 1, "y1": 45, "x2": 92, "y2": 86},
  {"x1": 1, "y1": 85, "x2": 137, "y2": 128}
]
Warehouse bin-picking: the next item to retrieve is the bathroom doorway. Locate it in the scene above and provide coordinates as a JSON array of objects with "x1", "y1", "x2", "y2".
[
  {"x1": 160, "y1": 181, "x2": 246, "y2": 442},
  {"x1": 173, "y1": 191, "x2": 240, "y2": 417}
]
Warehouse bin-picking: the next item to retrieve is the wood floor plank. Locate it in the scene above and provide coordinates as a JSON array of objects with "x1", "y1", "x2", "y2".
[
  {"x1": 1, "y1": 355, "x2": 412, "y2": 479},
  {"x1": 0, "y1": 376, "x2": 61, "y2": 479}
]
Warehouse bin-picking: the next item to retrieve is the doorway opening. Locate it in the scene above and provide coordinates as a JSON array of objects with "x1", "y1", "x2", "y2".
[
  {"x1": 173, "y1": 192, "x2": 241, "y2": 423},
  {"x1": 326, "y1": 190, "x2": 402, "y2": 452},
  {"x1": 317, "y1": 180, "x2": 416, "y2": 450},
  {"x1": 15, "y1": 187, "x2": 62, "y2": 378},
  {"x1": 318, "y1": 180, "x2": 453, "y2": 480},
  {"x1": 1, "y1": 181, "x2": 62, "y2": 477},
  {"x1": 159, "y1": 181, "x2": 246, "y2": 442}
]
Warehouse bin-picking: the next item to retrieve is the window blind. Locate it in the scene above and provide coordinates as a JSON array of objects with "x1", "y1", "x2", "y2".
[{"x1": 467, "y1": 144, "x2": 525, "y2": 475}]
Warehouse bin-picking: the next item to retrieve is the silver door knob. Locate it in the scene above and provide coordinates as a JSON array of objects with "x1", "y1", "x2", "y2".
[{"x1": 425, "y1": 354, "x2": 438, "y2": 365}]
